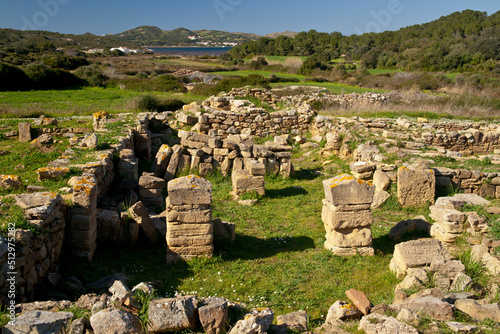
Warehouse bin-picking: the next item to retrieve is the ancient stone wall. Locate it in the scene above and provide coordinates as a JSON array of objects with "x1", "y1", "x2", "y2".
[{"x1": 0, "y1": 192, "x2": 66, "y2": 304}]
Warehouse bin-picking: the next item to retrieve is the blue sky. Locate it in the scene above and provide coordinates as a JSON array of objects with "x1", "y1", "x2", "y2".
[{"x1": 0, "y1": 0, "x2": 498, "y2": 36}]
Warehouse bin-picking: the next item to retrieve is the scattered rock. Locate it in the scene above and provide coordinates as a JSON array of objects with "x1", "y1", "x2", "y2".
[
  {"x1": 3, "y1": 310, "x2": 74, "y2": 334},
  {"x1": 90, "y1": 308, "x2": 142, "y2": 334},
  {"x1": 199, "y1": 297, "x2": 229, "y2": 334},
  {"x1": 147, "y1": 296, "x2": 199, "y2": 332},
  {"x1": 359, "y1": 313, "x2": 418, "y2": 334},
  {"x1": 455, "y1": 299, "x2": 500, "y2": 322},
  {"x1": 276, "y1": 310, "x2": 308, "y2": 332},
  {"x1": 228, "y1": 308, "x2": 274, "y2": 334},
  {"x1": 345, "y1": 289, "x2": 372, "y2": 315}
]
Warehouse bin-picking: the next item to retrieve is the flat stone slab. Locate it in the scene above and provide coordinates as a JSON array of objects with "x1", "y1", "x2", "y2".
[{"x1": 323, "y1": 173, "x2": 375, "y2": 205}]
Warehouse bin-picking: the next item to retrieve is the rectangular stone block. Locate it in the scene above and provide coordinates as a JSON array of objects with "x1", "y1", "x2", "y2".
[
  {"x1": 139, "y1": 188, "x2": 163, "y2": 199},
  {"x1": 322, "y1": 199, "x2": 371, "y2": 212},
  {"x1": 397, "y1": 166, "x2": 435, "y2": 208},
  {"x1": 323, "y1": 174, "x2": 375, "y2": 205},
  {"x1": 69, "y1": 212, "x2": 97, "y2": 231},
  {"x1": 167, "y1": 245, "x2": 214, "y2": 256},
  {"x1": 430, "y1": 223, "x2": 461, "y2": 244},
  {"x1": 167, "y1": 223, "x2": 213, "y2": 238},
  {"x1": 322, "y1": 206, "x2": 373, "y2": 230},
  {"x1": 430, "y1": 205, "x2": 466, "y2": 223},
  {"x1": 167, "y1": 210, "x2": 212, "y2": 224},
  {"x1": 167, "y1": 175, "x2": 212, "y2": 205},
  {"x1": 167, "y1": 234, "x2": 214, "y2": 247},
  {"x1": 325, "y1": 227, "x2": 373, "y2": 248}
]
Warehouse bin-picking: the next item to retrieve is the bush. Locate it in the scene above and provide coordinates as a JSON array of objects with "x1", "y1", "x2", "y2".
[
  {"x1": 74, "y1": 65, "x2": 108, "y2": 87},
  {"x1": 298, "y1": 56, "x2": 327, "y2": 75},
  {"x1": 136, "y1": 95, "x2": 185, "y2": 112},
  {"x1": 24, "y1": 64, "x2": 85, "y2": 90},
  {"x1": 137, "y1": 95, "x2": 161, "y2": 111},
  {"x1": 0, "y1": 62, "x2": 31, "y2": 91},
  {"x1": 151, "y1": 75, "x2": 187, "y2": 92}
]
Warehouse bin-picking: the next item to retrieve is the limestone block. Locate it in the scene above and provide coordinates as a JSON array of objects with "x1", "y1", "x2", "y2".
[
  {"x1": 323, "y1": 174, "x2": 375, "y2": 205},
  {"x1": 167, "y1": 175, "x2": 212, "y2": 206},
  {"x1": 167, "y1": 223, "x2": 213, "y2": 238},
  {"x1": 128, "y1": 201, "x2": 161, "y2": 244},
  {"x1": 167, "y1": 210, "x2": 212, "y2": 224},
  {"x1": 167, "y1": 234, "x2": 214, "y2": 247},
  {"x1": 322, "y1": 206, "x2": 373, "y2": 230},
  {"x1": 326, "y1": 227, "x2": 373, "y2": 248},
  {"x1": 18, "y1": 122, "x2": 32, "y2": 142},
  {"x1": 429, "y1": 205, "x2": 466, "y2": 224},
  {"x1": 430, "y1": 223, "x2": 461, "y2": 243},
  {"x1": 390, "y1": 239, "x2": 451, "y2": 277},
  {"x1": 397, "y1": 166, "x2": 435, "y2": 207},
  {"x1": 139, "y1": 175, "x2": 166, "y2": 189}
]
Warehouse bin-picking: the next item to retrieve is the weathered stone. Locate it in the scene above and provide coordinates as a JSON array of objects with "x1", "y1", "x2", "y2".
[
  {"x1": 455, "y1": 299, "x2": 500, "y2": 322},
  {"x1": 445, "y1": 322, "x2": 478, "y2": 333},
  {"x1": 36, "y1": 167, "x2": 70, "y2": 181},
  {"x1": 199, "y1": 297, "x2": 229, "y2": 334},
  {"x1": 90, "y1": 308, "x2": 142, "y2": 334},
  {"x1": 397, "y1": 165, "x2": 435, "y2": 208},
  {"x1": 429, "y1": 259, "x2": 465, "y2": 280},
  {"x1": 147, "y1": 296, "x2": 199, "y2": 333},
  {"x1": 451, "y1": 272, "x2": 473, "y2": 292},
  {"x1": 325, "y1": 300, "x2": 363, "y2": 321},
  {"x1": 232, "y1": 169, "x2": 265, "y2": 196},
  {"x1": 0, "y1": 174, "x2": 23, "y2": 190},
  {"x1": 391, "y1": 296, "x2": 454, "y2": 321},
  {"x1": 247, "y1": 160, "x2": 266, "y2": 176},
  {"x1": 19, "y1": 122, "x2": 32, "y2": 142},
  {"x1": 359, "y1": 313, "x2": 418, "y2": 334},
  {"x1": 68, "y1": 317, "x2": 88, "y2": 334},
  {"x1": 228, "y1": 308, "x2": 274, "y2": 334},
  {"x1": 109, "y1": 280, "x2": 140, "y2": 309},
  {"x1": 390, "y1": 239, "x2": 451, "y2": 278},
  {"x1": 371, "y1": 190, "x2": 391, "y2": 209},
  {"x1": 388, "y1": 216, "x2": 430, "y2": 241},
  {"x1": 322, "y1": 206, "x2": 373, "y2": 230},
  {"x1": 82, "y1": 133, "x2": 98, "y2": 148},
  {"x1": 139, "y1": 175, "x2": 166, "y2": 189},
  {"x1": 276, "y1": 310, "x2": 308, "y2": 332},
  {"x1": 345, "y1": 289, "x2": 371, "y2": 315},
  {"x1": 167, "y1": 175, "x2": 212, "y2": 205},
  {"x1": 396, "y1": 308, "x2": 420, "y2": 327},
  {"x1": 323, "y1": 174, "x2": 375, "y2": 205},
  {"x1": 325, "y1": 227, "x2": 373, "y2": 248},
  {"x1": 430, "y1": 205, "x2": 466, "y2": 225},
  {"x1": 97, "y1": 209, "x2": 121, "y2": 244},
  {"x1": 430, "y1": 223, "x2": 462, "y2": 244},
  {"x1": 127, "y1": 201, "x2": 160, "y2": 243},
  {"x1": 3, "y1": 310, "x2": 74, "y2": 334},
  {"x1": 452, "y1": 193, "x2": 490, "y2": 207}
]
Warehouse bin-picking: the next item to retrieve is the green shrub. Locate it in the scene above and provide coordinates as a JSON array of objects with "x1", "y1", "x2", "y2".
[
  {"x1": 24, "y1": 64, "x2": 85, "y2": 90},
  {"x1": 0, "y1": 62, "x2": 31, "y2": 91},
  {"x1": 74, "y1": 65, "x2": 108, "y2": 87},
  {"x1": 150, "y1": 75, "x2": 187, "y2": 93},
  {"x1": 137, "y1": 94, "x2": 161, "y2": 111}
]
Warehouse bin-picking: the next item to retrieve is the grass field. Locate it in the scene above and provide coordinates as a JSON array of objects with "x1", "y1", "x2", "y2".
[
  {"x1": 211, "y1": 70, "x2": 307, "y2": 80},
  {"x1": 0, "y1": 87, "x2": 207, "y2": 118},
  {"x1": 271, "y1": 82, "x2": 388, "y2": 94}
]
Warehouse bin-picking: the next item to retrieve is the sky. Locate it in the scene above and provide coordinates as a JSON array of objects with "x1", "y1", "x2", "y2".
[{"x1": 0, "y1": 0, "x2": 499, "y2": 36}]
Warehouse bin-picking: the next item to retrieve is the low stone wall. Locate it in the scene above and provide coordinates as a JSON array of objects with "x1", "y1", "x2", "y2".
[
  {"x1": 0, "y1": 192, "x2": 65, "y2": 304},
  {"x1": 434, "y1": 167, "x2": 500, "y2": 199}
]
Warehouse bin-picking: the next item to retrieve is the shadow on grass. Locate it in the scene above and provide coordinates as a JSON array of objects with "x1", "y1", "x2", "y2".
[
  {"x1": 218, "y1": 235, "x2": 315, "y2": 261},
  {"x1": 372, "y1": 229, "x2": 432, "y2": 256},
  {"x1": 266, "y1": 186, "x2": 308, "y2": 199},
  {"x1": 292, "y1": 168, "x2": 322, "y2": 181}
]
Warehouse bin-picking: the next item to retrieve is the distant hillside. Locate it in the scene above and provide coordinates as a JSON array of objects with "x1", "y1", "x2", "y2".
[
  {"x1": 113, "y1": 26, "x2": 260, "y2": 46},
  {"x1": 264, "y1": 31, "x2": 298, "y2": 39},
  {"x1": 228, "y1": 9, "x2": 500, "y2": 72},
  {"x1": 0, "y1": 28, "x2": 140, "y2": 52}
]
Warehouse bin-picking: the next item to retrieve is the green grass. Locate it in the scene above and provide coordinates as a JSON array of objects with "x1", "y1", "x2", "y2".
[
  {"x1": 271, "y1": 82, "x2": 387, "y2": 94},
  {"x1": 0, "y1": 87, "x2": 207, "y2": 118},
  {"x1": 211, "y1": 70, "x2": 306, "y2": 81}
]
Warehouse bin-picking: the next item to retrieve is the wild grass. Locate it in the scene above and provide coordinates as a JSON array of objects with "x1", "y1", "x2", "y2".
[{"x1": 0, "y1": 87, "x2": 206, "y2": 118}]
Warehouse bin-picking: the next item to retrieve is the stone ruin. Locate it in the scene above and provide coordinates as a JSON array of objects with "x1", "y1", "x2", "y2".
[
  {"x1": 322, "y1": 173, "x2": 376, "y2": 256},
  {"x1": 166, "y1": 175, "x2": 214, "y2": 264}
]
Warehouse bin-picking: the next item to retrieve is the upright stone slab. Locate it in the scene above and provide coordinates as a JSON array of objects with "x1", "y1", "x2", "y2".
[
  {"x1": 18, "y1": 122, "x2": 32, "y2": 142},
  {"x1": 92, "y1": 110, "x2": 108, "y2": 131},
  {"x1": 166, "y1": 175, "x2": 213, "y2": 263},
  {"x1": 70, "y1": 175, "x2": 98, "y2": 261},
  {"x1": 322, "y1": 174, "x2": 375, "y2": 256},
  {"x1": 397, "y1": 163, "x2": 435, "y2": 208}
]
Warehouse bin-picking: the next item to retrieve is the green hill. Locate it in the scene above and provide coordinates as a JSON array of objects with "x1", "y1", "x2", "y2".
[{"x1": 113, "y1": 26, "x2": 260, "y2": 46}]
